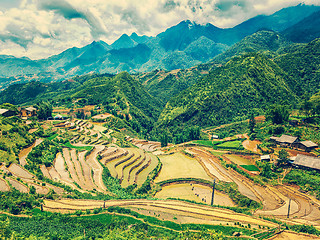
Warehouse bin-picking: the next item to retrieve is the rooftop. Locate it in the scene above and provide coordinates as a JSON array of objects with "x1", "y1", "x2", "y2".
[
  {"x1": 300, "y1": 140, "x2": 318, "y2": 148},
  {"x1": 292, "y1": 154, "x2": 320, "y2": 171},
  {"x1": 0, "y1": 109, "x2": 9, "y2": 115},
  {"x1": 278, "y1": 134, "x2": 298, "y2": 144}
]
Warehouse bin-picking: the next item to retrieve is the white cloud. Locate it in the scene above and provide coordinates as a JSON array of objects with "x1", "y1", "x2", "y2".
[{"x1": 0, "y1": 0, "x2": 319, "y2": 59}]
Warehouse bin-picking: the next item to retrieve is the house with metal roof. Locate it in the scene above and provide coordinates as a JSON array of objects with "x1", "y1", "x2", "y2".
[
  {"x1": 293, "y1": 140, "x2": 318, "y2": 152},
  {"x1": 0, "y1": 109, "x2": 16, "y2": 117},
  {"x1": 291, "y1": 154, "x2": 320, "y2": 171},
  {"x1": 269, "y1": 134, "x2": 299, "y2": 147}
]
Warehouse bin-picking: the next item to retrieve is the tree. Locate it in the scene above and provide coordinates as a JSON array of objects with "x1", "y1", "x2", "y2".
[
  {"x1": 266, "y1": 104, "x2": 290, "y2": 125},
  {"x1": 37, "y1": 102, "x2": 52, "y2": 120},
  {"x1": 278, "y1": 149, "x2": 289, "y2": 167},
  {"x1": 160, "y1": 132, "x2": 168, "y2": 147},
  {"x1": 249, "y1": 113, "x2": 255, "y2": 133},
  {"x1": 300, "y1": 99, "x2": 313, "y2": 117},
  {"x1": 0, "y1": 218, "x2": 14, "y2": 239}
]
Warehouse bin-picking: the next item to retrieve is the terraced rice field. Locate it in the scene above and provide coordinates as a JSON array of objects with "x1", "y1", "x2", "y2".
[
  {"x1": 7, "y1": 178, "x2": 29, "y2": 193},
  {"x1": 155, "y1": 152, "x2": 212, "y2": 183},
  {"x1": 128, "y1": 138, "x2": 161, "y2": 152},
  {"x1": 155, "y1": 183, "x2": 235, "y2": 206},
  {"x1": 183, "y1": 147, "x2": 320, "y2": 224},
  {"x1": 272, "y1": 231, "x2": 320, "y2": 239},
  {"x1": 225, "y1": 154, "x2": 253, "y2": 165},
  {"x1": 0, "y1": 178, "x2": 9, "y2": 191},
  {"x1": 136, "y1": 153, "x2": 158, "y2": 186},
  {"x1": 40, "y1": 146, "x2": 111, "y2": 193},
  {"x1": 104, "y1": 147, "x2": 158, "y2": 187}
]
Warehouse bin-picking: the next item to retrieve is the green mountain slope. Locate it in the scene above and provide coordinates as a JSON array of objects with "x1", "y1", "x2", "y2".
[
  {"x1": 156, "y1": 53, "x2": 297, "y2": 130},
  {"x1": 133, "y1": 63, "x2": 214, "y2": 104},
  {"x1": 134, "y1": 30, "x2": 292, "y2": 105},
  {"x1": 282, "y1": 10, "x2": 320, "y2": 43},
  {"x1": 275, "y1": 38, "x2": 320, "y2": 97},
  {"x1": 213, "y1": 31, "x2": 292, "y2": 63}
]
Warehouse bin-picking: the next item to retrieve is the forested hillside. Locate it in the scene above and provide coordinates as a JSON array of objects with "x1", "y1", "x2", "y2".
[
  {"x1": 275, "y1": 38, "x2": 320, "y2": 97},
  {"x1": 0, "y1": 72, "x2": 162, "y2": 133},
  {"x1": 156, "y1": 53, "x2": 297, "y2": 131}
]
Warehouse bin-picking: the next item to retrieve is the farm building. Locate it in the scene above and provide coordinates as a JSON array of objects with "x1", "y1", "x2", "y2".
[
  {"x1": 293, "y1": 140, "x2": 318, "y2": 152},
  {"x1": 54, "y1": 114, "x2": 63, "y2": 120},
  {"x1": 0, "y1": 109, "x2": 16, "y2": 117},
  {"x1": 269, "y1": 134, "x2": 299, "y2": 147},
  {"x1": 260, "y1": 155, "x2": 271, "y2": 161},
  {"x1": 20, "y1": 106, "x2": 37, "y2": 118},
  {"x1": 211, "y1": 134, "x2": 219, "y2": 139},
  {"x1": 291, "y1": 154, "x2": 320, "y2": 171}
]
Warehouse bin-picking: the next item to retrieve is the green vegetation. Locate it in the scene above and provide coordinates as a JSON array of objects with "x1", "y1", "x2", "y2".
[
  {"x1": 62, "y1": 141, "x2": 93, "y2": 151},
  {"x1": 240, "y1": 165, "x2": 260, "y2": 171},
  {"x1": 216, "y1": 140, "x2": 244, "y2": 150},
  {"x1": 0, "y1": 116, "x2": 35, "y2": 166},
  {"x1": 25, "y1": 139, "x2": 60, "y2": 172},
  {"x1": 0, "y1": 207, "x2": 261, "y2": 239},
  {"x1": 0, "y1": 189, "x2": 41, "y2": 215},
  {"x1": 157, "y1": 53, "x2": 296, "y2": 133},
  {"x1": 284, "y1": 169, "x2": 320, "y2": 199}
]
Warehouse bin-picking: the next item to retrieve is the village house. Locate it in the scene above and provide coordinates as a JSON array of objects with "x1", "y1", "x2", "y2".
[
  {"x1": 290, "y1": 154, "x2": 320, "y2": 171},
  {"x1": 20, "y1": 106, "x2": 37, "y2": 118},
  {"x1": 269, "y1": 134, "x2": 299, "y2": 147},
  {"x1": 0, "y1": 109, "x2": 16, "y2": 117},
  {"x1": 260, "y1": 155, "x2": 271, "y2": 161},
  {"x1": 270, "y1": 134, "x2": 318, "y2": 152},
  {"x1": 54, "y1": 114, "x2": 64, "y2": 120},
  {"x1": 293, "y1": 140, "x2": 318, "y2": 152}
]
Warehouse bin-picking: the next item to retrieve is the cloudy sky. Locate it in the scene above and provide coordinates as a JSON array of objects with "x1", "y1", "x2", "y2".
[{"x1": 0, "y1": 0, "x2": 319, "y2": 59}]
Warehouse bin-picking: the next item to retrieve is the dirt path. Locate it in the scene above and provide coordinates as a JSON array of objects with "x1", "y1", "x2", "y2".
[{"x1": 18, "y1": 139, "x2": 43, "y2": 166}]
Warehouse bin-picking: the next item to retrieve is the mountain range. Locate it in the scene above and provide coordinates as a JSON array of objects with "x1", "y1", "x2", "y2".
[{"x1": 1, "y1": 4, "x2": 320, "y2": 90}]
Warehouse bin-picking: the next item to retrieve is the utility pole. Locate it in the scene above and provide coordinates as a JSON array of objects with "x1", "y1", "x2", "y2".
[
  {"x1": 211, "y1": 179, "x2": 216, "y2": 206},
  {"x1": 287, "y1": 198, "x2": 291, "y2": 218}
]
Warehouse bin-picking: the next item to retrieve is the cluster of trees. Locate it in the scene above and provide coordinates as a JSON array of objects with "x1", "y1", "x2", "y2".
[
  {"x1": 300, "y1": 92, "x2": 320, "y2": 117},
  {"x1": 0, "y1": 189, "x2": 41, "y2": 215},
  {"x1": 158, "y1": 126, "x2": 201, "y2": 147},
  {"x1": 36, "y1": 102, "x2": 52, "y2": 120},
  {"x1": 266, "y1": 104, "x2": 290, "y2": 125}
]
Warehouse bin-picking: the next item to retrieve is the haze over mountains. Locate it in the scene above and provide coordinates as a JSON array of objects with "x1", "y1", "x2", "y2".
[{"x1": 1, "y1": 4, "x2": 320, "y2": 90}]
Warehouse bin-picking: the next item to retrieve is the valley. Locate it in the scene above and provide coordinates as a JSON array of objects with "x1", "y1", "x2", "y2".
[{"x1": 1, "y1": 113, "x2": 320, "y2": 239}]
